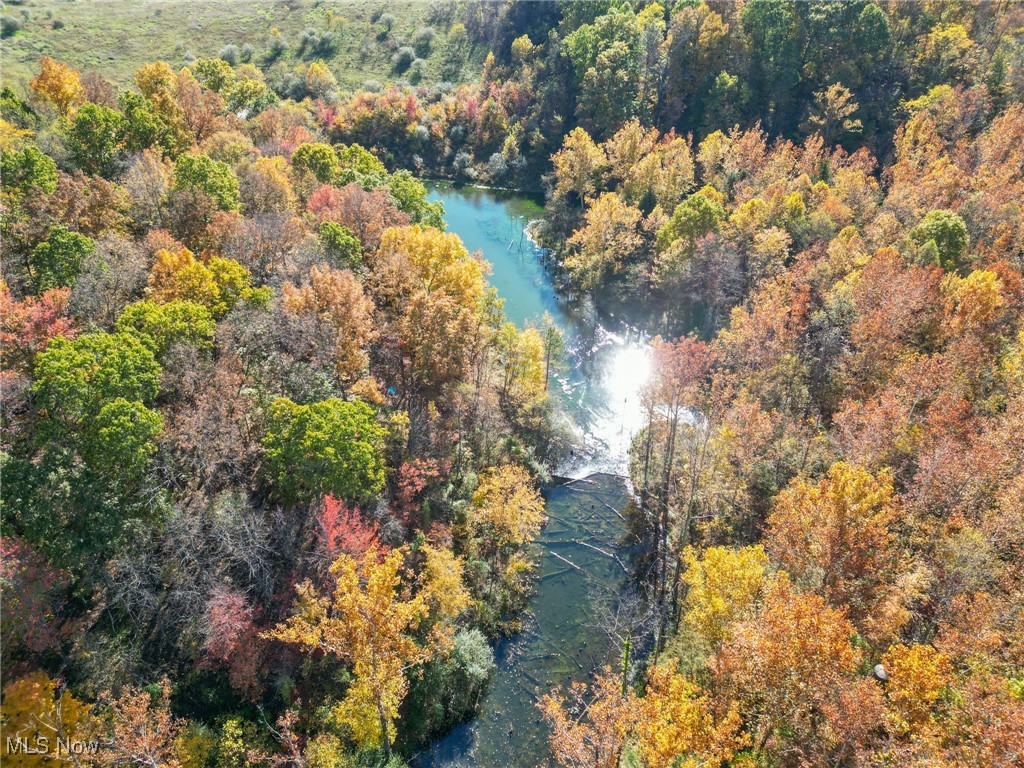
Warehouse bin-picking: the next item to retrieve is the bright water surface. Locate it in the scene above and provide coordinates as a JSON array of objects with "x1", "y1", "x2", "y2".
[
  {"x1": 415, "y1": 184, "x2": 650, "y2": 767},
  {"x1": 424, "y1": 183, "x2": 651, "y2": 479}
]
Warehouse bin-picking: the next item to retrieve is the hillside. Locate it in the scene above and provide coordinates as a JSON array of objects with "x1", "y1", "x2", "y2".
[{"x1": 0, "y1": 0, "x2": 484, "y2": 90}]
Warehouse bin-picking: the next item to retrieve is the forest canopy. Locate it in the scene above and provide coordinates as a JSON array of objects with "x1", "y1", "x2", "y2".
[{"x1": 2, "y1": 1, "x2": 1023, "y2": 767}]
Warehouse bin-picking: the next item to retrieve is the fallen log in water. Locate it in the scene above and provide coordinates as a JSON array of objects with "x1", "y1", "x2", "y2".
[
  {"x1": 535, "y1": 637, "x2": 585, "y2": 671},
  {"x1": 549, "y1": 550, "x2": 583, "y2": 571},
  {"x1": 572, "y1": 539, "x2": 629, "y2": 574},
  {"x1": 540, "y1": 567, "x2": 574, "y2": 581},
  {"x1": 594, "y1": 497, "x2": 626, "y2": 520}
]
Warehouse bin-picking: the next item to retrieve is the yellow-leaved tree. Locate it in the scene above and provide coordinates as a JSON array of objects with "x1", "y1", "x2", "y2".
[
  {"x1": 267, "y1": 546, "x2": 468, "y2": 756},
  {"x1": 29, "y1": 57, "x2": 85, "y2": 118},
  {"x1": 147, "y1": 247, "x2": 269, "y2": 318},
  {"x1": 471, "y1": 464, "x2": 546, "y2": 549},
  {"x1": 881, "y1": 643, "x2": 952, "y2": 736},
  {"x1": 494, "y1": 322, "x2": 547, "y2": 406},
  {"x1": 0, "y1": 672, "x2": 98, "y2": 767},
  {"x1": 371, "y1": 225, "x2": 489, "y2": 401},
  {"x1": 551, "y1": 126, "x2": 606, "y2": 202},
  {"x1": 565, "y1": 192, "x2": 643, "y2": 291},
  {"x1": 942, "y1": 269, "x2": 1006, "y2": 336},
  {"x1": 681, "y1": 544, "x2": 770, "y2": 649},
  {"x1": 419, "y1": 543, "x2": 473, "y2": 622},
  {"x1": 636, "y1": 661, "x2": 746, "y2": 768},
  {"x1": 466, "y1": 464, "x2": 546, "y2": 631}
]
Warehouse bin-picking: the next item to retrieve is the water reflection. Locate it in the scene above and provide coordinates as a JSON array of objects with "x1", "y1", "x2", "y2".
[{"x1": 418, "y1": 184, "x2": 647, "y2": 767}]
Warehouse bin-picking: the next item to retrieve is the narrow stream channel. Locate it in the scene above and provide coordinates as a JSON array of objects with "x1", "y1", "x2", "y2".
[{"x1": 417, "y1": 184, "x2": 651, "y2": 767}]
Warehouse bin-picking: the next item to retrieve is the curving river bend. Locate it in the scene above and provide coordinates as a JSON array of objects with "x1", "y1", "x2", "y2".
[{"x1": 416, "y1": 184, "x2": 650, "y2": 767}]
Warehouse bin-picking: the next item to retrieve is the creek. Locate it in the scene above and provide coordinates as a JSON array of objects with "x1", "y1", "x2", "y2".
[{"x1": 417, "y1": 183, "x2": 650, "y2": 767}]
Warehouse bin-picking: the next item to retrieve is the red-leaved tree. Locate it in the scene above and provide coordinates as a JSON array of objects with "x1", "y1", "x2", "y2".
[{"x1": 317, "y1": 495, "x2": 382, "y2": 561}]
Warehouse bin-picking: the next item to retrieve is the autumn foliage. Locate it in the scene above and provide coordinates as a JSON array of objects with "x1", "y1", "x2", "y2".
[{"x1": 4, "y1": 4, "x2": 1024, "y2": 766}]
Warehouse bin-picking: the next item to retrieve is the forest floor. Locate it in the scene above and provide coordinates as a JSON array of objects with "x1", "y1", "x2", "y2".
[{"x1": 1, "y1": 0, "x2": 483, "y2": 90}]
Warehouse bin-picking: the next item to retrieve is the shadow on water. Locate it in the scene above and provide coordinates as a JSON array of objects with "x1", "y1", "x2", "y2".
[{"x1": 415, "y1": 185, "x2": 650, "y2": 767}]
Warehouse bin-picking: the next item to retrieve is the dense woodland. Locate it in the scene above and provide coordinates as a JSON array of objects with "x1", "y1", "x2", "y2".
[{"x1": 2, "y1": 1, "x2": 1024, "y2": 767}]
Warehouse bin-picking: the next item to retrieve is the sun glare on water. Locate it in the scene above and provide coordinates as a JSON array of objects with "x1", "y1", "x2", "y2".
[
  {"x1": 606, "y1": 343, "x2": 652, "y2": 408},
  {"x1": 575, "y1": 338, "x2": 652, "y2": 476}
]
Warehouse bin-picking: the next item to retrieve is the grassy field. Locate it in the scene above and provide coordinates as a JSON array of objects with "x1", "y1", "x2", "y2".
[{"x1": 1, "y1": 0, "x2": 484, "y2": 92}]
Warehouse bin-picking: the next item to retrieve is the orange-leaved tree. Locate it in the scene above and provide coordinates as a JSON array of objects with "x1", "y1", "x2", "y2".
[
  {"x1": 765, "y1": 461, "x2": 912, "y2": 643},
  {"x1": 714, "y1": 576, "x2": 884, "y2": 764},
  {"x1": 539, "y1": 670, "x2": 637, "y2": 768}
]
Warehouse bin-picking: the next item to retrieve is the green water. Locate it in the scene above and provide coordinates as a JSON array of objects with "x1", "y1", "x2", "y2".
[{"x1": 417, "y1": 184, "x2": 648, "y2": 767}]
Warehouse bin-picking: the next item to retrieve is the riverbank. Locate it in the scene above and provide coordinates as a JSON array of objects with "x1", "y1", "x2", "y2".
[
  {"x1": 414, "y1": 183, "x2": 650, "y2": 766},
  {"x1": 420, "y1": 474, "x2": 634, "y2": 767}
]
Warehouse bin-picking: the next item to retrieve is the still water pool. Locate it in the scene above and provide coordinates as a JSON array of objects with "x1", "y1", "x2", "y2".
[{"x1": 415, "y1": 184, "x2": 651, "y2": 767}]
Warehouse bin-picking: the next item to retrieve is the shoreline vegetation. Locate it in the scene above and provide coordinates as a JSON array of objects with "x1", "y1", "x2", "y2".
[{"x1": 3, "y1": 1, "x2": 1024, "y2": 767}]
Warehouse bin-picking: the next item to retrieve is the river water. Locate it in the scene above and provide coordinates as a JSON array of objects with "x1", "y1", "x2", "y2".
[{"x1": 415, "y1": 184, "x2": 650, "y2": 767}]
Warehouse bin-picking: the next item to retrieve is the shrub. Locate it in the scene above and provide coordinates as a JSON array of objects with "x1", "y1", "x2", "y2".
[
  {"x1": 298, "y1": 27, "x2": 317, "y2": 50},
  {"x1": 404, "y1": 628, "x2": 495, "y2": 742},
  {"x1": 413, "y1": 26, "x2": 436, "y2": 55},
  {"x1": 267, "y1": 34, "x2": 287, "y2": 60},
  {"x1": 449, "y1": 22, "x2": 468, "y2": 47},
  {"x1": 393, "y1": 46, "x2": 416, "y2": 71},
  {"x1": 272, "y1": 70, "x2": 306, "y2": 100},
  {"x1": 315, "y1": 30, "x2": 337, "y2": 56},
  {"x1": 298, "y1": 27, "x2": 336, "y2": 58},
  {"x1": 409, "y1": 58, "x2": 426, "y2": 83},
  {"x1": 486, "y1": 152, "x2": 509, "y2": 179},
  {"x1": 0, "y1": 15, "x2": 23, "y2": 38},
  {"x1": 218, "y1": 44, "x2": 240, "y2": 65},
  {"x1": 453, "y1": 151, "x2": 473, "y2": 173}
]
